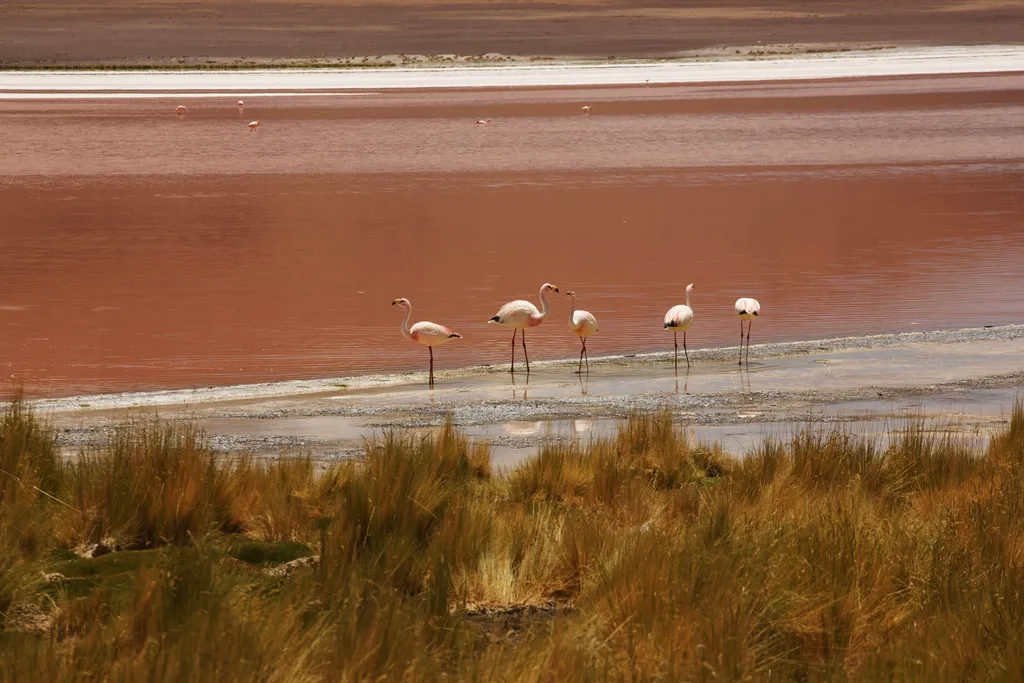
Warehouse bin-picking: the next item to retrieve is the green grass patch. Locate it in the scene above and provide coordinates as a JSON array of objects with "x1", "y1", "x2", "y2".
[
  {"x1": 229, "y1": 540, "x2": 313, "y2": 567},
  {"x1": 49, "y1": 549, "x2": 162, "y2": 579}
]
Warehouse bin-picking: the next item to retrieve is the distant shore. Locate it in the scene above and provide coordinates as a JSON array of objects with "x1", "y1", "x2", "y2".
[
  {"x1": 3, "y1": 0, "x2": 1023, "y2": 68},
  {"x1": 3, "y1": 46, "x2": 1024, "y2": 97}
]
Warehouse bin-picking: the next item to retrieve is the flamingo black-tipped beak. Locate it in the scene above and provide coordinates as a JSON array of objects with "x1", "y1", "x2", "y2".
[{"x1": 552, "y1": 286, "x2": 559, "y2": 293}]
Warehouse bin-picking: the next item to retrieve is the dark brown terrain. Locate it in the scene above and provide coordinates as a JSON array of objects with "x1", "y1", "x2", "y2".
[{"x1": 2, "y1": 0, "x2": 1024, "y2": 67}]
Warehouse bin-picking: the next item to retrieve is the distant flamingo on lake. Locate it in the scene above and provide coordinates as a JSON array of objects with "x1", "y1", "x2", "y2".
[
  {"x1": 476, "y1": 119, "x2": 492, "y2": 125},
  {"x1": 247, "y1": 120, "x2": 260, "y2": 131},
  {"x1": 175, "y1": 105, "x2": 186, "y2": 115},
  {"x1": 735, "y1": 297, "x2": 761, "y2": 366},
  {"x1": 664, "y1": 283, "x2": 694, "y2": 371},
  {"x1": 237, "y1": 100, "x2": 244, "y2": 108},
  {"x1": 567, "y1": 290, "x2": 598, "y2": 374},
  {"x1": 581, "y1": 105, "x2": 591, "y2": 114},
  {"x1": 392, "y1": 298, "x2": 461, "y2": 387},
  {"x1": 489, "y1": 283, "x2": 559, "y2": 374}
]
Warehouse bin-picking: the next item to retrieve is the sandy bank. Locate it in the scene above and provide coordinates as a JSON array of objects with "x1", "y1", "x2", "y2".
[{"x1": 4, "y1": 47, "x2": 1024, "y2": 97}]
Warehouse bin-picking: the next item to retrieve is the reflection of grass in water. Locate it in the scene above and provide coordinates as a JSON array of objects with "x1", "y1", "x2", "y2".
[{"x1": 2, "y1": 398, "x2": 1024, "y2": 679}]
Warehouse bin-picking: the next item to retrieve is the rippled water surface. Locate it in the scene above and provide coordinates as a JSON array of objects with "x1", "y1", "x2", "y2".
[{"x1": 2, "y1": 75, "x2": 1023, "y2": 396}]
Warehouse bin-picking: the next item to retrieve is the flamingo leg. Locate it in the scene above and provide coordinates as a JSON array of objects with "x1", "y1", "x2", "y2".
[
  {"x1": 522, "y1": 329, "x2": 530, "y2": 374},
  {"x1": 673, "y1": 332, "x2": 678, "y2": 374},
  {"x1": 683, "y1": 332, "x2": 690, "y2": 369},
  {"x1": 429, "y1": 346, "x2": 434, "y2": 387},
  {"x1": 578, "y1": 338, "x2": 585, "y2": 374},
  {"x1": 510, "y1": 329, "x2": 517, "y2": 374},
  {"x1": 746, "y1": 320, "x2": 753, "y2": 365},
  {"x1": 583, "y1": 338, "x2": 589, "y2": 373},
  {"x1": 739, "y1": 320, "x2": 745, "y2": 366}
]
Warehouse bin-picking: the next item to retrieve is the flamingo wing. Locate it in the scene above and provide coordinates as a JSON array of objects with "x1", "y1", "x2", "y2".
[
  {"x1": 664, "y1": 305, "x2": 693, "y2": 330},
  {"x1": 735, "y1": 298, "x2": 761, "y2": 317},
  {"x1": 571, "y1": 310, "x2": 599, "y2": 335},
  {"x1": 489, "y1": 300, "x2": 540, "y2": 327},
  {"x1": 409, "y1": 321, "x2": 461, "y2": 346}
]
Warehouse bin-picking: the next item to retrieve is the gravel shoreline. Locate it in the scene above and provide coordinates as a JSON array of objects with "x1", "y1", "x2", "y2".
[{"x1": 33, "y1": 323, "x2": 1024, "y2": 415}]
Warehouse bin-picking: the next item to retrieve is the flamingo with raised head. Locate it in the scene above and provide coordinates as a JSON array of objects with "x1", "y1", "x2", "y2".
[
  {"x1": 488, "y1": 283, "x2": 559, "y2": 374},
  {"x1": 247, "y1": 121, "x2": 260, "y2": 131},
  {"x1": 735, "y1": 297, "x2": 761, "y2": 366},
  {"x1": 392, "y1": 298, "x2": 461, "y2": 387},
  {"x1": 567, "y1": 290, "x2": 598, "y2": 374},
  {"x1": 663, "y1": 283, "x2": 695, "y2": 371},
  {"x1": 175, "y1": 105, "x2": 187, "y2": 115}
]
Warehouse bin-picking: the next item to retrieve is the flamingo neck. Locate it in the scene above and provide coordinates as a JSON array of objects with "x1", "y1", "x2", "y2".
[
  {"x1": 400, "y1": 305, "x2": 413, "y2": 339},
  {"x1": 537, "y1": 285, "x2": 551, "y2": 320},
  {"x1": 685, "y1": 289, "x2": 691, "y2": 309},
  {"x1": 568, "y1": 296, "x2": 576, "y2": 322}
]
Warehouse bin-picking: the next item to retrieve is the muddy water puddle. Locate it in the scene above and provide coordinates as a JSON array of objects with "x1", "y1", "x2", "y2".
[{"x1": 200, "y1": 386, "x2": 1017, "y2": 468}]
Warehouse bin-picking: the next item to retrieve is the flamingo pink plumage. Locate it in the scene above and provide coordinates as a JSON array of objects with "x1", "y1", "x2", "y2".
[
  {"x1": 247, "y1": 120, "x2": 260, "y2": 131},
  {"x1": 393, "y1": 298, "x2": 461, "y2": 387},
  {"x1": 735, "y1": 297, "x2": 761, "y2": 366},
  {"x1": 175, "y1": 105, "x2": 187, "y2": 115},
  {"x1": 581, "y1": 105, "x2": 592, "y2": 114},
  {"x1": 567, "y1": 290, "x2": 598, "y2": 374},
  {"x1": 663, "y1": 283, "x2": 695, "y2": 371},
  {"x1": 476, "y1": 119, "x2": 492, "y2": 125},
  {"x1": 488, "y1": 283, "x2": 559, "y2": 374}
]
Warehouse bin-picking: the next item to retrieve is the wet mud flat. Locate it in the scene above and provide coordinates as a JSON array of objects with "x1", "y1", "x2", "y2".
[
  {"x1": 43, "y1": 325, "x2": 1024, "y2": 467},
  {"x1": 3, "y1": 0, "x2": 1024, "y2": 67}
]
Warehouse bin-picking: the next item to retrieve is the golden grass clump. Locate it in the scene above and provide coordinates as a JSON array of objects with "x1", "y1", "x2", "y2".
[{"x1": 2, "y1": 399, "x2": 1024, "y2": 681}]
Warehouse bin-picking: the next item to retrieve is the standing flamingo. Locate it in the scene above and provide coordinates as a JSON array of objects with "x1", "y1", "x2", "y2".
[
  {"x1": 175, "y1": 105, "x2": 187, "y2": 115},
  {"x1": 488, "y1": 283, "x2": 559, "y2": 374},
  {"x1": 237, "y1": 100, "x2": 244, "y2": 108},
  {"x1": 392, "y1": 298, "x2": 461, "y2": 387},
  {"x1": 567, "y1": 290, "x2": 598, "y2": 374},
  {"x1": 735, "y1": 297, "x2": 761, "y2": 366},
  {"x1": 247, "y1": 120, "x2": 260, "y2": 131},
  {"x1": 581, "y1": 105, "x2": 592, "y2": 114},
  {"x1": 663, "y1": 283, "x2": 695, "y2": 371}
]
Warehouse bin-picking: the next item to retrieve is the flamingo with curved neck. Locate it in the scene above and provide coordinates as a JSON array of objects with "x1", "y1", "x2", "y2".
[
  {"x1": 663, "y1": 283, "x2": 695, "y2": 372},
  {"x1": 567, "y1": 291, "x2": 599, "y2": 374},
  {"x1": 488, "y1": 282, "x2": 559, "y2": 373},
  {"x1": 391, "y1": 298, "x2": 461, "y2": 387}
]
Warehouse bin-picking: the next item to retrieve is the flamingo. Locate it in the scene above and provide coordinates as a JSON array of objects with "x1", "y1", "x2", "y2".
[
  {"x1": 567, "y1": 290, "x2": 598, "y2": 374},
  {"x1": 247, "y1": 120, "x2": 260, "y2": 131},
  {"x1": 175, "y1": 105, "x2": 187, "y2": 115},
  {"x1": 476, "y1": 119, "x2": 492, "y2": 125},
  {"x1": 663, "y1": 283, "x2": 694, "y2": 371},
  {"x1": 581, "y1": 105, "x2": 591, "y2": 114},
  {"x1": 392, "y1": 298, "x2": 461, "y2": 387},
  {"x1": 237, "y1": 100, "x2": 244, "y2": 108},
  {"x1": 488, "y1": 283, "x2": 559, "y2": 374},
  {"x1": 735, "y1": 297, "x2": 761, "y2": 366}
]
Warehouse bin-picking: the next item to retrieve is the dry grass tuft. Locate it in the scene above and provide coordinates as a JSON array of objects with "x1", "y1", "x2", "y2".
[{"x1": 2, "y1": 398, "x2": 1024, "y2": 680}]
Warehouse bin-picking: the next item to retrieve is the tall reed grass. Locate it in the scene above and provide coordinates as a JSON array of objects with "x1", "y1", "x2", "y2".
[{"x1": 1, "y1": 400, "x2": 1022, "y2": 681}]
